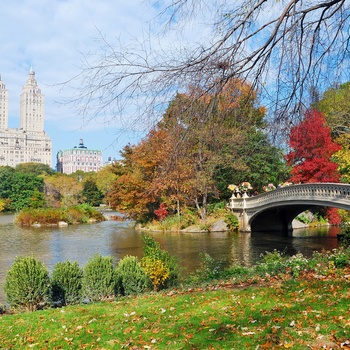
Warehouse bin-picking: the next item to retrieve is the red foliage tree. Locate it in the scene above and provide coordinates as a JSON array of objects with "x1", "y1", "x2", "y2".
[
  {"x1": 286, "y1": 110, "x2": 342, "y2": 225},
  {"x1": 154, "y1": 203, "x2": 169, "y2": 220},
  {"x1": 285, "y1": 110, "x2": 341, "y2": 183}
]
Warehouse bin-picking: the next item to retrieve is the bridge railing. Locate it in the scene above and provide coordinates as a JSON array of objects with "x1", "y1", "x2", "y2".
[{"x1": 228, "y1": 183, "x2": 350, "y2": 210}]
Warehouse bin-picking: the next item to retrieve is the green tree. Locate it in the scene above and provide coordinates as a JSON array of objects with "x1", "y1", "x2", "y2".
[
  {"x1": 82, "y1": 179, "x2": 104, "y2": 206},
  {"x1": 8, "y1": 172, "x2": 45, "y2": 211},
  {"x1": 0, "y1": 166, "x2": 15, "y2": 199},
  {"x1": 235, "y1": 131, "x2": 290, "y2": 192},
  {"x1": 316, "y1": 82, "x2": 350, "y2": 182},
  {"x1": 15, "y1": 162, "x2": 54, "y2": 176},
  {"x1": 316, "y1": 82, "x2": 350, "y2": 138}
]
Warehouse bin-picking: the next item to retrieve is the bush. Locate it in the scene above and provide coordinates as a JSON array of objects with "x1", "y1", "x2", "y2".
[
  {"x1": 15, "y1": 205, "x2": 105, "y2": 226},
  {"x1": 222, "y1": 264, "x2": 253, "y2": 280},
  {"x1": 207, "y1": 201, "x2": 226, "y2": 217},
  {"x1": 15, "y1": 208, "x2": 62, "y2": 225},
  {"x1": 82, "y1": 254, "x2": 116, "y2": 301},
  {"x1": 286, "y1": 253, "x2": 309, "y2": 277},
  {"x1": 339, "y1": 223, "x2": 350, "y2": 248},
  {"x1": 141, "y1": 256, "x2": 170, "y2": 291},
  {"x1": 74, "y1": 204, "x2": 105, "y2": 222},
  {"x1": 115, "y1": 256, "x2": 150, "y2": 295},
  {"x1": 329, "y1": 248, "x2": 349, "y2": 268},
  {"x1": 142, "y1": 235, "x2": 179, "y2": 290},
  {"x1": 340, "y1": 233, "x2": 350, "y2": 248},
  {"x1": 224, "y1": 212, "x2": 239, "y2": 231},
  {"x1": 51, "y1": 261, "x2": 83, "y2": 306},
  {"x1": 4, "y1": 256, "x2": 50, "y2": 311},
  {"x1": 254, "y1": 250, "x2": 287, "y2": 276},
  {"x1": 62, "y1": 207, "x2": 85, "y2": 224}
]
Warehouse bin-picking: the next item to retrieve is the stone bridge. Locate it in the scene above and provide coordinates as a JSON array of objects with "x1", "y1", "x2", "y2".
[{"x1": 227, "y1": 183, "x2": 350, "y2": 233}]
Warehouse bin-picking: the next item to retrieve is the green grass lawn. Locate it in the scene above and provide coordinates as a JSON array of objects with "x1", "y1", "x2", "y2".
[{"x1": 1, "y1": 274, "x2": 349, "y2": 349}]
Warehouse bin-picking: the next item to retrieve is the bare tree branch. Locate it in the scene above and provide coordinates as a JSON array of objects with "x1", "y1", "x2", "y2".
[{"x1": 65, "y1": 0, "x2": 350, "y2": 142}]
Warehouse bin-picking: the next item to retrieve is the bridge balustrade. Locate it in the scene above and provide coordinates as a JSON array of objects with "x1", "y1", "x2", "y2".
[{"x1": 229, "y1": 183, "x2": 350, "y2": 210}]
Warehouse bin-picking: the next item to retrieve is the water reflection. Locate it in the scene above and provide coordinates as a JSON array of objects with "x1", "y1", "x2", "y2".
[{"x1": 0, "y1": 215, "x2": 341, "y2": 303}]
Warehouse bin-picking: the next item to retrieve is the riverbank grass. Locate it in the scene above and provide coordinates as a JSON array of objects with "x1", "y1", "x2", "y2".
[{"x1": 0, "y1": 275, "x2": 349, "y2": 348}]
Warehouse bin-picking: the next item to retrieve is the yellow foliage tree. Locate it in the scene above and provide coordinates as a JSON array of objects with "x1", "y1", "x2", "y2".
[{"x1": 141, "y1": 256, "x2": 170, "y2": 292}]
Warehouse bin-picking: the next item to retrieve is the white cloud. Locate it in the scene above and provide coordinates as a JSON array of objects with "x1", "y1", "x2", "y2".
[{"x1": 0, "y1": 0, "x2": 218, "y2": 165}]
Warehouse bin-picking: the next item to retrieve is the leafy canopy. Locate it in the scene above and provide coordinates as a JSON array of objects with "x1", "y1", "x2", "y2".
[{"x1": 285, "y1": 110, "x2": 341, "y2": 183}]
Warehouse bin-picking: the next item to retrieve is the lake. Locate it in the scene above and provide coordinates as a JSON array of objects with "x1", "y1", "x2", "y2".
[{"x1": 0, "y1": 213, "x2": 341, "y2": 303}]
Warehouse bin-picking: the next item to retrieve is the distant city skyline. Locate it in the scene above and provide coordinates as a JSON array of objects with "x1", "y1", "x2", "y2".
[
  {"x1": 0, "y1": 69, "x2": 52, "y2": 168},
  {"x1": 0, "y1": 1, "x2": 210, "y2": 167},
  {"x1": 0, "y1": 68, "x2": 144, "y2": 166}
]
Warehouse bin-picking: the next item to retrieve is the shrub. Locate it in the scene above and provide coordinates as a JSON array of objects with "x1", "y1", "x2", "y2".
[
  {"x1": 51, "y1": 261, "x2": 83, "y2": 306},
  {"x1": 15, "y1": 208, "x2": 62, "y2": 225},
  {"x1": 141, "y1": 256, "x2": 170, "y2": 291},
  {"x1": 63, "y1": 207, "x2": 85, "y2": 224},
  {"x1": 224, "y1": 212, "x2": 239, "y2": 231},
  {"x1": 115, "y1": 256, "x2": 150, "y2": 295},
  {"x1": 15, "y1": 205, "x2": 105, "y2": 226},
  {"x1": 296, "y1": 213, "x2": 311, "y2": 224},
  {"x1": 339, "y1": 223, "x2": 350, "y2": 248},
  {"x1": 75, "y1": 204, "x2": 105, "y2": 221},
  {"x1": 254, "y1": 250, "x2": 287, "y2": 276},
  {"x1": 285, "y1": 253, "x2": 309, "y2": 277},
  {"x1": 142, "y1": 235, "x2": 179, "y2": 290},
  {"x1": 4, "y1": 256, "x2": 50, "y2": 311},
  {"x1": 329, "y1": 248, "x2": 349, "y2": 268},
  {"x1": 340, "y1": 233, "x2": 350, "y2": 248},
  {"x1": 154, "y1": 203, "x2": 169, "y2": 220},
  {"x1": 207, "y1": 201, "x2": 226, "y2": 216},
  {"x1": 222, "y1": 264, "x2": 253, "y2": 280},
  {"x1": 197, "y1": 253, "x2": 223, "y2": 281},
  {"x1": 82, "y1": 254, "x2": 116, "y2": 301}
]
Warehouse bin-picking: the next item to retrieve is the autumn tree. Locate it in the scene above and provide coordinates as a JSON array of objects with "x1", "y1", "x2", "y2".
[
  {"x1": 109, "y1": 78, "x2": 287, "y2": 221},
  {"x1": 285, "y1": 110, "x2": 341, "y2": 183},
  {"x1": 95, "y1": 165, "x2": 117, "y2": 205},
  {"x1": 156, "y1": 83, "x2": 266, "y2": 219},
  {"x1": 108, "y1": 128, "x2": 174, "y2": 221},
  {"x1": 44, "y1": 173, "x2": 83, "y2": 208}
]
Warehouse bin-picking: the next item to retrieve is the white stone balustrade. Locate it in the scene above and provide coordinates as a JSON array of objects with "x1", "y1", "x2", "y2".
[{"x1": 228, "y1": 183, "x2": 350, "y2": 232}]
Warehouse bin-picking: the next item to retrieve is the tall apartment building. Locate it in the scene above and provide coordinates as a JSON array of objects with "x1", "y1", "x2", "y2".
[
  {"x1": 56, "y1": 139, "x2": 103, "y2": 174},
  {"x1": 0, "y1": 69, "x2": 52, "y2": 167}
]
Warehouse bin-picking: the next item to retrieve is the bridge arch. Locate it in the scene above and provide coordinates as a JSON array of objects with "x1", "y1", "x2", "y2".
[{"x1": 228, "y1": 183, "x2": 350, "y2": 233}]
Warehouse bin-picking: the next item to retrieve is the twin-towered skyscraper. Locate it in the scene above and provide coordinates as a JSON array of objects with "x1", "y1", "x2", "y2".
[{"x1": 0, "y1": 69, "x2": 52, "y2": 167}]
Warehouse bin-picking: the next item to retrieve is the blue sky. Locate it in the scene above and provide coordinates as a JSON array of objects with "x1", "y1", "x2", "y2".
[{"x1": 0, "y1": 0, "x2": 166, "y2": 165}]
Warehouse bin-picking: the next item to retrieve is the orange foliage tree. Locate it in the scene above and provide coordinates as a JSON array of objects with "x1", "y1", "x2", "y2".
[{"x1": 108, "y1": 78, "x2": 285, "y2": 222}]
